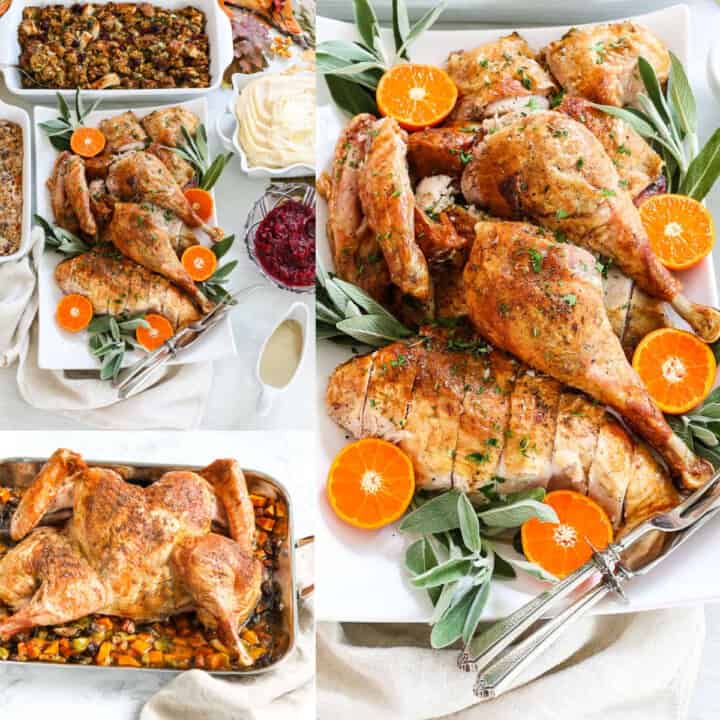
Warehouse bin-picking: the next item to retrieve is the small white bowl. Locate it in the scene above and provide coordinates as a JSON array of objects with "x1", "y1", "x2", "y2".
[
  {"x1": 0, "y1": 97, "x2": 32, "y2": 264},
  {"x1": 216, "y1": 69, "x2": 315, "y2": 179},
  {"x1": 708, "y1": 44, "x2": 720, "y2": 104},
  {"x1": 255, "y1": 302, "x2": 310, "y2": 416}
]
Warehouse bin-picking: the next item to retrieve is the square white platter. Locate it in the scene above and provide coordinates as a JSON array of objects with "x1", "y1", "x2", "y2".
[
  {"x1": 315, "y1": 4, "x2": 720, "y2": 622},
  {"x1": 35, "y1": 96, "x2": 236, "y2": 371}
]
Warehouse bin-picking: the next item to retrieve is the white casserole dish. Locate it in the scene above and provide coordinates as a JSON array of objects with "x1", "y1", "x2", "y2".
[
  {"x1": 216, "y1": 69, "x2": 315, "y2": 179},
  {"x1": 0, "y1": 0, "x2": 233, "y2": 102},
  {"x1": 0, "y1": 98, "x2": 32, "y2": 264}
]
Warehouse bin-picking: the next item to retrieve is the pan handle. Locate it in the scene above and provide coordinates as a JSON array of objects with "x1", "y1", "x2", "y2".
[{"x1": 295, "y1": 535, "x2": 315, "y2": 601}]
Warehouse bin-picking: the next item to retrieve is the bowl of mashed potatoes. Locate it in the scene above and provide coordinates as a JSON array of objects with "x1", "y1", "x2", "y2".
[{"x1": 217, "y1": 69, "x2": 315, "y2": 178}]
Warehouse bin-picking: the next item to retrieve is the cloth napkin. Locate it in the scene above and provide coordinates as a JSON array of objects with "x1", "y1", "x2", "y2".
[
  {"x1": 0, "y1": 227, "x2": 213, "y2": 429},
  {"x1": 318, "y1": 606, "x2": 705, "y2": 719}
]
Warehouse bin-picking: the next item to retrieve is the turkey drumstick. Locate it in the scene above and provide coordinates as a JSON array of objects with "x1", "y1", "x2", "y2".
[
  {"x1": 463, "y1": 220, "x2": 713, "y2": 489},
  {"x1": 461, "y1": 111, "x2": 720, "y2": 342}
]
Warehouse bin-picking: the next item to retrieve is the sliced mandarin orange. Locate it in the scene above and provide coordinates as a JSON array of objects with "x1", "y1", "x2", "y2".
[
  {"x1": 639, "y1": 193, "x2": 714, "y2": 270},
  {"x1": 327, "y1": 438, "x2": 415, "y2": 529},
  {"x1": 184, "y1": 188, "x2": 214, "y2": 222},
  {"x1": 182, "y1": 245, "x2": 218, "y2": 282},
  {"x1": 136, "y1": 314, "x2": 174, "y2": 351},
  {"x1": 376, "y1": 63, "x2": 458, "y2": 131},
  {"x1": 632, "y1": 327, "x2": 716, "y2": 414},
  {"x1": 521, "y1": 490, "x2": 613, "y2": 579},
  {"x1": 70, "y1": 127, "x2": 106, "y2": 158},
  {"x1": 56, "y1": 294, "x2": 93, "y2": 332}
]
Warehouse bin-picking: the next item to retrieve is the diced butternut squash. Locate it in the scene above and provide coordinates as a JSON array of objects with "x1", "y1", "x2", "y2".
[
  {"x1": 96, "y1": 640, "x2": 112, "y2": 665},
  {"x1": 117, "y1": 654, "x2": 141, "y2": 667}
]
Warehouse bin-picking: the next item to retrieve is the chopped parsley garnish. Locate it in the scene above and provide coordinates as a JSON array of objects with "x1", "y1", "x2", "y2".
[
  {"x1": 556, "y1": 208, "x2": 569, "y2": 220},
  {"x1": 562, "y1": 293, "x2": 577, "y2": 307},
  {"x1": 467, "y1": 452, "x2": 490, "y2": 464}
]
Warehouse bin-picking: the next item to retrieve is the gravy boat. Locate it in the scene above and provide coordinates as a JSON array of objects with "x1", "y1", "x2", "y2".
[{"x1": 256, "y1": 302, "x2": 310, "y2": 417}]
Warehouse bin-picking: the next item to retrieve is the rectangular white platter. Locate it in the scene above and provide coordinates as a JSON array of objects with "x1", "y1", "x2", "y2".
[
  {"x1": 35, "y1": 96, "x2": 236, "y2": 370},
  {"x1": 0, "y1": 0, "x2": 233, "y2": 102},
  {"x1": 315, "y1": 4, "x2": 720, "y2": 622}
]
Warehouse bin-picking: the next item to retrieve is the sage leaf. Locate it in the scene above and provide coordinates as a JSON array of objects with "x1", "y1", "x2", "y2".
[
  {"x1": 679, "y1": 129, "x2": 720, "y2": 201},
  {"x1": 316, "y1": 320, "x2": 344, "y2": 340},
  {"x1": 333, "y1": 278, "x2": 412, "y2": 335},
  {"x1": 492, "y1": 552, "x2": 517, "y2": 579},
  {"x1": 478, "y1": 499, "x2": 558, "y2": 528},
  {"x1": 336, "y1": 314, "x2": 411, "y2": 346},
  {"x1": 638, "y1": 57, "x2": 673, "y2": 128},
  {"x1": 353, "y1": 0, "x2": 384, "y2": 61},
  {"x1": 405, "y1": 538, "x2": 427, "y2": 575},
  {"x1": 697, "y1": 403, "x2": 720, "y2": 419},
  {"x1": 430, "y1": 584, "x2": 477, "y2": 648},
  {"x1": 392, "y1": 0, "x2": 410, "y2": 59},
  {"x1": 462, "y1": 579, "x2": 491, "y2": 644},
  {"x1": 400, "y1": 490, "x2": 462, "y2": 534},
  {"x1": 212, "y1": 235, "x2": 235, "y2": 260},
  {"x1": 109, "y1": 317, "x2": 120, "y2": 342},
  {"x1": 396, "y1": 0, "x2": 449, "y2": 59},
  {"x1": 411, "y1": 557, "x2": 472, "y2": 589},
  {"x1": 57, "y1": 92, "x2": 70, "y2": 122},
  {"x1": 668, "y1": 52, "x2": 696, "y2": 136},
  {"x1": 431, "y1": 580, "x2": 457, "y2": 620},
  {"x1": 316, "y1": 300, "x2": 343, "y2": 325},
  {"x1": 324, "y1": 74, "x2": 379, "y2": 116},
  {"x1": 211, "y1": 260, "x2": 238, "y2": 282},
  {"x1": 457, "y1": 493, "x2": 481, "y2": 553},
  {"x1": 316, "y1": 40, "x2": 379, "y2": 64},
  {"x1": 591, "y1": 103, "x2": 657, "y2": 138},
  {"x1": 497, "y1": 554, "x2": 557, "y2": 583},
  {"x1": 690, "y1": 423, "x2": 719, "y2": 447}
]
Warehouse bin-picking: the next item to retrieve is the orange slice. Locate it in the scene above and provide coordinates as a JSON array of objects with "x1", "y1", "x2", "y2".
[
  {"x1": 184, "y1": 188, "x2": 214, "y2": 222},
  {"x1": 639, "y1": 194, "x2": 715, "y2": 270},
  {"x1": 182, "y1": 245, "x2": 218, "y2": 281},
  {"x1": 632, "y1": 327, "x2": 716, "y2": 414},
  {"x1": 326, "y1": 438, "x2": 415, "y2": 529},
  {"x1": 56, "y1": 294, "x2": 93, "y2": 332},
  {"x1": 376, "y1": 63, "x2": 458, "y2": 131},
  {"x1": 136, "y1": 314, "x2": 174, "y2": 352},
  {"x1": 521, "y1": 490, "x2": 613, "y2": 579},
  {"x1": 70, "y1": 127, "x2": 106, "y2": 158}
]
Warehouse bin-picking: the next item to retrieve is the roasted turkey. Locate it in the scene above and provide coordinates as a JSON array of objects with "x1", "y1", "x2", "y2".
[
  {"x1": 0, "y1": 450, "x2": 262, "y2": 665},
  {"x1": 326, "y1": 328, "x2": 680, "y2": 532}
]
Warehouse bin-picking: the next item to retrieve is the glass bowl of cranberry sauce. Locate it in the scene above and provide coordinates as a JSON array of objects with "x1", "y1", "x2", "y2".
[{"x1": 244, "y1": 183, "x2": 315, "y2": 294}]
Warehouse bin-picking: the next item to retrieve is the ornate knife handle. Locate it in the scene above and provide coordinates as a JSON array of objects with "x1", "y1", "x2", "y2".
[{"x1": 458, "y1": 561, "x2": 601, "y2": 673}]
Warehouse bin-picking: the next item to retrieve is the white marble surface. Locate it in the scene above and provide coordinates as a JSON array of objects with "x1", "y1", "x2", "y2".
[
  {"x1": 0, "y1": 430, "x2": 315, "y2": 720},
  {"x1": 0, "y1": 65, "x2": 315, "y2": 432}
]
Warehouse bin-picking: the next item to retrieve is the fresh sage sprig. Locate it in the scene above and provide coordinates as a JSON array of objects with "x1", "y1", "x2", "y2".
[
  {"x1": 317, "y1": 0, "x2": 449, "y2": 116},
  {"x1": 594, "y1": 53, "x2": 720, "y2": 199},
  {"x1": 87, "y1": 313, "x2": 149, "y2": 381},
  {"x1": 35, "y1": 214, "x2": 90, "y2": 257},
  {"x1": 198, "y1": 235, "x2": 238, "y2": 305},
  {"x1": 401, "y1": 488, "x2": 558, "y2": 648},
  {"x1": 171, "y1": 125, "x2": 233, "y2": 191},
  {"x1": 668, "y1": 385, "x2": 720, "y2": 467},
  {"x1": 38, "y1": 89, "x2": 102, "y2": 152},
  {"x1": 316, "y1": 261, "x2": 412, "y2": 347}
]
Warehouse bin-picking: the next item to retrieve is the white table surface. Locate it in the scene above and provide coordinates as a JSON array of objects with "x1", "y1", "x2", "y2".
[
  {"x1": 0, "y1": 430, "x2": 315, "y2": 720},
  {"x1": 0, "y1": 68, "x2": 316, "y2": 432}
]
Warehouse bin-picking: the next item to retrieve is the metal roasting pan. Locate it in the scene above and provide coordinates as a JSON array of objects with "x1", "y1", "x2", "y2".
[{"x1": 0, "y1": 456, "x2": 314, "y2": 676}]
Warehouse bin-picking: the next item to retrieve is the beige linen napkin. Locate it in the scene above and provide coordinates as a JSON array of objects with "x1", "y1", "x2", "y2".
[
  {"x1": 318, "y1": 606, "x2": 705, "y2": 719},
  {"x1": 141, "y1": 601, "x2": 315, "y2": 720},
  {"x1": 0, "y1": 227, "x2": 213, "y2": 429}
]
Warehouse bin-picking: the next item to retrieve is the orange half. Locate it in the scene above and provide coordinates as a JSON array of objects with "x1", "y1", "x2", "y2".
[
  {"x1": 632, "y1": 327, "x2": 716, "y2": 414},
  {"x1": 521, "y1": 490, "x2": 613, "y2": 579},
  {"x1": 376, "y1": 63, "x2": 458, "y2": 131},
  {"x1": 639, "y1": 193, "x2": 715, "y2": 270},
  {"x1": 327, "y1": 438, "x2": 415, "y2": 529}
]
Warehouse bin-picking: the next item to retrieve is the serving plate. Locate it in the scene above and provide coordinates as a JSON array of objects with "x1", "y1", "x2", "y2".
[
  {"x1": 0, "y1": 456, "x2": 312, "y2": 675},
  {"x1": 216, "y1": 69, "x2": 316, "y2": 179},
  {"x1": 0, "y1": 0, "x2": 233, "y2": 102},
  {"x1": 0, "y1": 97, "x2": 32, "y2": 265},
  {"x1": 34, "y1": 96, "x2": 236, "y2": 371},
  {"x1": 314, "y1": 4, "x2": 720, "y2": 623}
]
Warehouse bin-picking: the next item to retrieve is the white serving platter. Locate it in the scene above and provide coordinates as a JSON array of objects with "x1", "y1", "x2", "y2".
[
  {"x1": 0, "y1": 0, "x2": 233, "y2": 102},
  {"x1": 314, "y1": 4, "x2": 720, "y2": 623},
  {"x1": 35, "y1": 96, "x2": 236, "y2": 371},
  {"x1": 0, "y1": 97, "x2": 32, "y2": 264}
]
